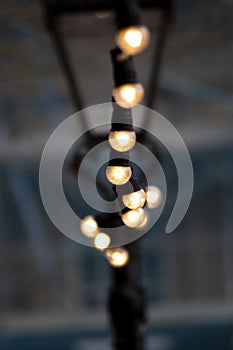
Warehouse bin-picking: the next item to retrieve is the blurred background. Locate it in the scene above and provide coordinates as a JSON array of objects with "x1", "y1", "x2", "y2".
[{"x1": 0, "y1": 0, "x2": 233, "y2": 349}]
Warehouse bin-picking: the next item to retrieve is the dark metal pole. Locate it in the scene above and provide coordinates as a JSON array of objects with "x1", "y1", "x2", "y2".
[
  {"x1": 108, "y1": 240, "x2": 146, "y2": 350},
  {"x1": 108, "y1": 2, "x2": 173, "y2": 349},
  {"x1": 44, "y1": 15, "x2": 84, "y2": 112},
  {"x1": 145, "y1": 7, "x2": 173, "y2": 111},
  {"x1": 42, "y1": 3, "x2": 91, "y2": 133},
  {"x1": 143, "y1": 2, "x2": 173, "y2": 131}
]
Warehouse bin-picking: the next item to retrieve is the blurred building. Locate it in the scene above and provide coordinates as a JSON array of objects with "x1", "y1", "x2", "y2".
[{"x1": 0, "y1": 0, "x2": 233, "y2": 349}]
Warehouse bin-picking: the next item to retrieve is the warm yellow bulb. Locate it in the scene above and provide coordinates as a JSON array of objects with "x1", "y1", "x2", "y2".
[
  {"x1": 108, "y1": 131, "x2": 136, "y2": 152},
  {"x1": 122, "y1": 208, "x2": 145, "y2": 228},
  {"x1": 113, "y1": 83, "x2": 144, "y2": 108},
  {"x1": 121, "y1": 86, "x2": 136, "y2": 102},
  {"x1": 105, "y1": 248, "x2": 129, "y2": 267},
  {"x1": 106, "y1": 166, "x2": 132, "y2": 185},
  {"x1": 94, "y1": 232, "x2": 111, "y2": 250},
  {"x1": 122, "y1": 189, "x2": 146, "y2": 209},
  {"x1": 137, "y1": 212, "x2": 149, "y2": 230},
  {"x1": 146, "y1": 186, "x2": 162, "y2": 208},
  {"x1": 125, "y1": 29, "x2": 142, "y2": 48},
  {"x1": 115, "y1": 26, "x2": 150, "y2": 55},
  {"x1": 80, "y1": 215, "x2": 98, "y2": 238}
]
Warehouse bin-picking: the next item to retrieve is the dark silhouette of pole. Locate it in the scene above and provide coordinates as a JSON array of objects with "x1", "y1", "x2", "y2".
[{"x1": 108, "y1": 240, "x2": 146, "y2": 350}]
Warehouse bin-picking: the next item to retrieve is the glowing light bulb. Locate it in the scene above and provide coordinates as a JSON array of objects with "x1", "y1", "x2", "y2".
[
  {"x1": 105, "y1": 248, "x2": 129, "y2": 267},
  {"x1": 146, "y1": 186, "x2": 162, "y2": 208},
  {"x1": 113, "y1": 83, "x2": 144, "y2": 108},
  {"x1": 106, "y1": 166, "x2": 132, "y2": 185},
  {"x1": 137, "y1": 212, "x2": 149, "y2": 230},
  {"x1": 125, "y1": 29, "x2": 142, "y2": 48},
  {"x1": 94, "y1": 232, "x2": 111, "y2": 250},
  {"x1": 122, "y1": 189, "x2": 146, "y2": 209},
  {"x1": 108, "y1": 130, "x2": 136, "y2": 152},
  {"x1": 80, "y1": 216, "x2": 98, "y2": 237},
  {"x1": 121, "y1": 86, "x2": 136, "y2": 102},
  {"x1": 122, "y1": 208, "x2": 145, "y2": 228},
  {"x1": 115, "y1": 26, "x2": 150, "y2": 55}
]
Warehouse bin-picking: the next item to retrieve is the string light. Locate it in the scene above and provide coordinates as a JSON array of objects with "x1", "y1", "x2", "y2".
[
  {"x1": 113, "y1": 83, "x2": 144, "y2": 108},
  {"x1": 78, "y1": 3, "x2": 159, "y2": 264},
  {"x1": 109, "y1": 99, "x2": 136, "y2": 151},
  {"x1": 122, "y1": 188, "x2": 146, "y2": 209},
  {"x1": 105, "y1": 247, "x2": 129, "y2": 267},
  {"x1": 122, "y1": 208, "x2": 145, "y2": 228},
  {"x1": 137, "y1": 212, "x2": 149, "y2": 230},
  {"x1": 111, "y1": 48, "x2": 144, "y2": 109},
  {"x1": 80, "y1": 216, "x2": 98, "y2": 238},
  {"x1": 106, "y1": 165, "x2": 132, "y2": 185},
  {"x1": 115, "y1": 26, "x2": 150, "y2": 55},
  {"x1": 94, "y1": 232, "x2": 111, "y2": 250},
  {"x1": 108, "y1": 130, "x2": 136, "y2": 152},
  {"x1": 146, "y1": 186, "x2": 162, "y2": 209}
]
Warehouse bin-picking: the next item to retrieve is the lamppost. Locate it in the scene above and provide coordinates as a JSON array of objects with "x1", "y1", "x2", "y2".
[{"x1": 42, "y1": 1, "x2": 173, "y2": 349}]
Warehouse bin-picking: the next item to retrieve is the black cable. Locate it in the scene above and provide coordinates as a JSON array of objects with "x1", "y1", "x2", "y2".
[
  {"x1": 111, "y1": 99, "x2": 134, "y2": 132},
  {"x1": 113, "y1": 0, "x2": 142, "y2": 30},
  {"x1": 111, "y1": 48, "x2": 137, "y2": 87}
]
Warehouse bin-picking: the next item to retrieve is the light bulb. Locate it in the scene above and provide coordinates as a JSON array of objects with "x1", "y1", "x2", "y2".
[
  {"x1": 146, "y1": 186, "x2": 162, "y2": 208},
  {"x1": 113, "y1": 83, "x2": 144, "y2": 108},
  {"x1": 80, "y1": 216, "x2": 98, "y2": 238},
  {"x1": 122, "y1": 208, "x2": 145, "y2": 228},
  {"x1": 94, "y1": 232, "x2": 111, "y2": 250},
  {"x1": 137, "y1": 212, "x2": 149, "y2": 230},
  {"x1": 106, "y1": 165, "x2": 132, "y2": 185},
  {"x1": 115, "y1": 26, "x2": 150, "y2": 55},
  {"x1": 108, "y1": 130, "x2": 136, "y2": 152},
  {"x1": 105, "y1": 248, "x2": 129, "y2": 267},
  {"x1": 122, "y1": 189, "x2": 146, "y2": 209}
]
